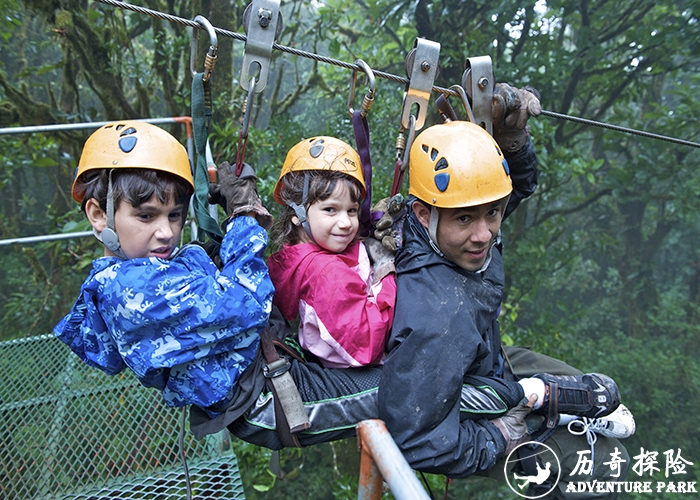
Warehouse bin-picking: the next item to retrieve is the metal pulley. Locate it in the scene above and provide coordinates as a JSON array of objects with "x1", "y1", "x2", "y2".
[
  {"x1": 401, "y1": 38, "x2": 440, "y2": 131},
  {"x1": 241, "y1": 0, "x2": 284, "y2": 93},
  {"x1": 461, "y1": 56, "x2": 494, "y2": 133}
]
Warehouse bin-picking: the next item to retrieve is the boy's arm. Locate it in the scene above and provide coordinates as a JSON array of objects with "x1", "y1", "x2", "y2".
[
  {"x1": 491, "y1": 83, "x2": 541, "y2": 219},
  {"x1": 504, "y1": 139, "x2": 538, "y2": 219}
]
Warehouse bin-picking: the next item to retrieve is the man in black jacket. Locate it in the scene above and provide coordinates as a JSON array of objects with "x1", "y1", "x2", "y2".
[{"x1": 378, "y1": 109, "x2": 633, "y2": 498}]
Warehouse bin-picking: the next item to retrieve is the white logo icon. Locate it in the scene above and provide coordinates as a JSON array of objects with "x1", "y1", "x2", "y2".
[{"x1": 505, "y1": 441, "x2": 561, "y2": 499}]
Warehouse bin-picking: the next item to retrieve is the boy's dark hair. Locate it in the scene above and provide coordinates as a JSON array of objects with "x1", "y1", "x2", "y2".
[
  {"x1": 77, "y1": 168, "x2": 192, "y2": 217},
  {"x1": 271, "y1": 169, "x2": 364, "y2": 249}
]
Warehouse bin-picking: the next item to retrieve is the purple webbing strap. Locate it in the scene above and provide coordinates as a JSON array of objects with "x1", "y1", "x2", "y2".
[{"x1": 352, "y1": 109, "x2": 373, "y2": 237}]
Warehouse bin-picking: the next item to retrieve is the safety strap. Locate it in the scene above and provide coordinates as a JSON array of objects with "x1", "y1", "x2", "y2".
[
  {"x1": 191, "y1": 72, "x2": 223, "y2": 243},
  {"x1": 352, "y1": 109, "x2": 372, "y2": 237},
  {"x1": 259, "y1": 327, "x2": 311, "y2": 447}
]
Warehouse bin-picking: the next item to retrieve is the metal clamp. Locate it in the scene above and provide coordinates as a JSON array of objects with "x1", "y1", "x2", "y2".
[
  {"x1": 348, "y1": 59, "x2": 376, "y2": 118},
  {"x1": 190, "y1": 15, "x2": 218, "y2": 83},
  {"x1": 401, "y1": 38, "x2": 440, "y2": 130},
  {"x1": 461, "y1": 56, "x2": 494, "y2": 133},
  {"x1": 240, "y1": 0, "x2": 283, "y2": 93}
]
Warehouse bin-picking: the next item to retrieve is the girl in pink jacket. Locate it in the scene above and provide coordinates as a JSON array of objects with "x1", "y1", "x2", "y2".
[{"x1": 268, "y1": 136, "x2": 396, "y2": 368}]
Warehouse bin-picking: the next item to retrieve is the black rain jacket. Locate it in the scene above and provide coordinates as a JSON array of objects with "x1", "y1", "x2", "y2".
[{"x1": 378, "y1": 140, "x2": 539, "y2": 478}]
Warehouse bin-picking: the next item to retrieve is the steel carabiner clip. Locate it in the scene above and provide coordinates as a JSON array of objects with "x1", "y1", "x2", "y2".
[{"x1": 190, "y1": 15, "x2": 218, "y2": 83}]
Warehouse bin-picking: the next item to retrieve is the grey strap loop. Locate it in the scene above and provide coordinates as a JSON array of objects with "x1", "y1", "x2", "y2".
[
  {"x1": 286, "y1": 173, "x2": 314, "y2": 241},
  {"x1": 428, "y1": 205, "x2": 444, "y2": 257},
  {"x1": 96, "y1": 170, "x2": 128, "y2": 260}
]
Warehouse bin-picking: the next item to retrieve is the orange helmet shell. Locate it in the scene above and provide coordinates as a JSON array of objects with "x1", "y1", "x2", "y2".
[
  {"x1": 273, "y1": 136, "x2": 365, "y2": 204},
  {"x1": 408, "y1": 121, "x2": 512, "y2": 208},
  {"x1": 72, "y1": 121, "x2": 193, "y2": 202}
]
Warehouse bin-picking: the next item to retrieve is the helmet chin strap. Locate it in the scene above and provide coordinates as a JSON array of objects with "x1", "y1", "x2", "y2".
[
  {"x1": 286, "y1": 173, "x2": 315, "y2": 242},
  {"x1": 427, "y1": 205, "x2": 445, "y2": 257},
  {"x1": 94, "y1": 170, "x2": 128, "y2": 260}
]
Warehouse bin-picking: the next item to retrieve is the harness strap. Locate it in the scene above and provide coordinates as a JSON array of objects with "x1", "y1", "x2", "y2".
[
  {"x1": 352, "y1": 109, "x2": 373, "y2": 237},
  {"x1": 191, "y1": 72, "x2": 223, "y2": 243},
  {"x1": 259, "y1": 327, "x2": 311, "y2": 447}
]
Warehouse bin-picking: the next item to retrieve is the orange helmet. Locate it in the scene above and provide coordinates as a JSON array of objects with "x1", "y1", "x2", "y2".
[
  {"x1": 273, "y1": 136, "x2": 365, "y2": 204},
  {"x1": 72, "y1": 121, "x2": 193, "y2": 202},
  {"x1": 408, "y1": 120, "x2": 512, "y2": 208}
]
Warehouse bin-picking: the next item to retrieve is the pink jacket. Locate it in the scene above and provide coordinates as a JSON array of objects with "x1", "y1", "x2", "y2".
[{"x1": 268, "y1": 240, "x2": 396, "y2": 368}]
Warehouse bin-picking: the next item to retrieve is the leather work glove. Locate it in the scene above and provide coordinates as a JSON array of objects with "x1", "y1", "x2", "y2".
[
  {"x1": 371, "y1": 194, "x2": 406, "y2": 252},
  {"x1": 491, "y1": 394, "x2": 537, "y2": 455},
  {"x1": 491, "y1": 83, "x2": 542, "y2": 153},
  {"x1": 363, "y1": 238, "x2": 395, "y2": 285},
  {"x1": 208, "y1": 161, "x2": 273, "y2": 229}
]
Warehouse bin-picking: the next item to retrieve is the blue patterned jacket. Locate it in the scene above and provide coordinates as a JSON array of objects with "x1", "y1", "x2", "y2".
[{"x1": 54, "y1": 216, "x2": 274, "y2": 413}]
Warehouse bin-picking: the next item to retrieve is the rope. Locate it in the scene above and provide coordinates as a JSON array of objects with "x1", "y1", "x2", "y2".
[{"x1": 95, "y1": 0, "x2": 700, "y2": 150}]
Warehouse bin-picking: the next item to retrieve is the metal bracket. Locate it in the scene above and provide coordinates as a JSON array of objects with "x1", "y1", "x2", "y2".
[
  {"x1": 401, "y1": 38, "x2": 440, "y2": 130},
  {"x1": 461, "y1": 55, "x2": 494, "y2": 133},
  {"x1": 240, "y1": 0, "x2": 283, "y2": 93}
]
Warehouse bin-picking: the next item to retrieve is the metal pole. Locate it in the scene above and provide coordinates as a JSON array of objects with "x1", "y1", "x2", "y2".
[
  {"x1": 0, "y1": 117, "x2": 192, "y2": 136},
  {"x1": 356, "y1": 420, "x2": 431, "y2": 500},
  {"x1": 0, "y1": 117, "x2": 196, "y2": 247},
  {"x1": 0, "y1": 231, "x2": 93, "y2": 247}
]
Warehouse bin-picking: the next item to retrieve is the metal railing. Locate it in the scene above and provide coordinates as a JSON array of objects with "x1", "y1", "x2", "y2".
[{"x1": 357, "y1": 419, "x2": 430, "y2": 500}]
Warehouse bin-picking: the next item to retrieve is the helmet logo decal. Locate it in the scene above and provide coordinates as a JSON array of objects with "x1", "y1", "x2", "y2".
[
  {"x1": 305, "y1": 138, "x2": 358, "y2": 173},
  {"x1": 309, "y1": 139, "x2": 325, "y2": 158},
  {"x1": 434, "y1": 173, "x2": 450, "y2": 192},
  {"x1": 118, "y1": 127, "x2": 138, "y2": 153}
]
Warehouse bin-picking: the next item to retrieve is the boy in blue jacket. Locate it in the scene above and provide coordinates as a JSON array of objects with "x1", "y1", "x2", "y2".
[{"x1": 54, "y1": 120, "x2": 274, "y2": 415}]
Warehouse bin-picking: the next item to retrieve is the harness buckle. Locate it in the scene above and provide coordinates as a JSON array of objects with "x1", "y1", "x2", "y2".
[{"x1": 263, "y1": 358, "x2": 291, "y2": 379}]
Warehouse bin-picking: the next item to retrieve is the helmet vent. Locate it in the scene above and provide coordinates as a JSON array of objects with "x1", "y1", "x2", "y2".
[
  {"x1": 430, "y1": 147, "x2": 439, "y2": 161},
  {"x1": 434, "y1": 173, "x2": 450, "y2": 192},
  {"x1": 309, "y1": 139, "x2": 325, "y2": 158},
  {"x1": 435, "y1": 157, "x2": 448, "y2": 171},
  {"x1": 118, "y1": 136, "x2": 137, "y2": 153},
  {"x1": 502, "y1": 159, "x2": 510, "y2": 175}
]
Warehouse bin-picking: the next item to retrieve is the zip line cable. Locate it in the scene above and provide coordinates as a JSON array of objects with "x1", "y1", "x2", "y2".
[{"x1": 96, "y1": 0, "x2": 700, "y2": 150}]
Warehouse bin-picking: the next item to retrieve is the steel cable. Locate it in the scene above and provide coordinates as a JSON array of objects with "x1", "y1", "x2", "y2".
[{"x1": 95, "y1": 0, "x2": 700, "y2": 149}]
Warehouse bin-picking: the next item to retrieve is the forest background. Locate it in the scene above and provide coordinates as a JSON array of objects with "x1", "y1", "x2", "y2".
[{"x1": 1, "y1": 0, "x2": 699, "y2": 498}]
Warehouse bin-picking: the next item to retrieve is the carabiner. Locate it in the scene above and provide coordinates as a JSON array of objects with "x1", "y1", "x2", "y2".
[
  {"x1": 241, "y1": 76, "x2": 256, "y2": 139},
  {"x1": 348, "y1": 59, "x2": 376, "y2": 118},
  {"x1": 190, "y1": 15, "x2": 218, "y2": 83}
]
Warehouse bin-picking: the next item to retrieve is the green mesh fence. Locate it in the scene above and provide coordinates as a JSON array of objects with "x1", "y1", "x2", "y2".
[{"x1": 0, "y1": 334, "x2": 246, "y2": 499}]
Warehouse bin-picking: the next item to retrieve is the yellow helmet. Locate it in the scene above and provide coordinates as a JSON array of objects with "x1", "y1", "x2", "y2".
[
  {"x1": 273, "y1": 136, "x2": 365, "y2": 204},
  {"x1": 72, "y1": 121, "x2": 193, "y2": 202},
  {"x1": 408, "y1": 120, "x2": 512, "y2": 208}
]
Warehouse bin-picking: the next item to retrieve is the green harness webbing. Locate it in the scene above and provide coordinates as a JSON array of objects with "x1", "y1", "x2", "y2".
[{"x1": 191, "y1": 72, "x2": 223, "y2": 244}]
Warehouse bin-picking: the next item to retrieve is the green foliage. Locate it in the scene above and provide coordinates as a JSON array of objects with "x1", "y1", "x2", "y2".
[{"x1": 2, "y1": 0, "x2": 700, "y2": 496}]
